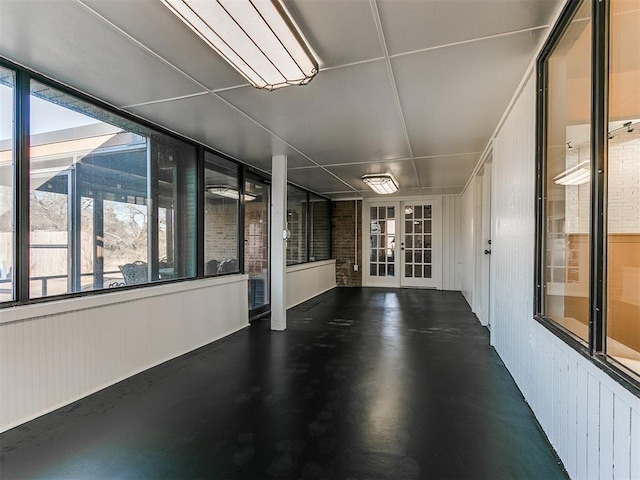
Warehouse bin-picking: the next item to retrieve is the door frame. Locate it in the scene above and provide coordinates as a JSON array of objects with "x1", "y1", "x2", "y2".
[{"x1": 362, "y1": 196, "x2": 443, "y2": 289}]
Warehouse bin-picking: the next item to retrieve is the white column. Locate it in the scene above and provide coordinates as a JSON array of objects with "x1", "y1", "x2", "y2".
[{"x1": 270, "y1": 154, "x2": 287, "y2": 331}]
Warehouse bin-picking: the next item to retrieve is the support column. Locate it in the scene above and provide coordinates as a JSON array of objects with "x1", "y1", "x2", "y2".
[{"x1": 270, "y1": 154, "x2": 287, "y2": 331}]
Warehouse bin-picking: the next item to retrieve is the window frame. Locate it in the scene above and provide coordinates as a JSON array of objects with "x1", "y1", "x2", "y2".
[{"x1": 534, "y1": 0, "x2": 640, "y2": 395}]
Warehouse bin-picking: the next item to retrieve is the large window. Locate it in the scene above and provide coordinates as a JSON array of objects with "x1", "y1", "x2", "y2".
[
  {"x1": 606, "y1": 0, "x2": 640, "y2": 374},
  {"x1": 204, "y1": 153, "x2": 240, "y2": 276},
  {"x1": 287, "y1": 185, "x2": 308, "y2": 265},
  {"x1": 309, "y1": 193, "x2": 330, "y2": 261},
  {"x1": 538, "y1": 0, "x2": 640, "y2": 381},
  {"x1": 28, "y1": 81, "x2": 196, "y2": 298},
  {"x1": 0, "y1": 67, "x2": 14, "y2": 302}
]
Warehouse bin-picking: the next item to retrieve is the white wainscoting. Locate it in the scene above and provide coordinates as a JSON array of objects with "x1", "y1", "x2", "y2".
[
  {"x1": 286, "y1": 260, "x2": 336, "y2": 309},
  {"x1": 491, "y1": 73, "x2": 640, "y2": 479},
  {"x1": 442, "y1": 195, "x2": 461, "y2": 291},
  {"x1": 460, "y1": 182, "x2": 476, "y2": 306},
  {"x1": 0, "y1": 275, "x2": 249, "y2": 433}
]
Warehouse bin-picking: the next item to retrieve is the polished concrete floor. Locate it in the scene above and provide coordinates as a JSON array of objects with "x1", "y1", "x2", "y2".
[{"x1": 0, "y1": 288, "x2": 567, "y2": 479}]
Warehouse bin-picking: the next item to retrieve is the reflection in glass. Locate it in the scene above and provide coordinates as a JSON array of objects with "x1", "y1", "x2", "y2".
[
  {"x1": 543, "y1": 0, "x2": 592, "y2": 342},
  {"x1": 245, "y1": 177, "x2": 270, "y2": 310},
  {"x1": 309, "y1": 194, "x2": 330, "y2": 261},
  {"x1": 605, "y1": 0, "x2": 640, "y2": 374},
  {"x1": 0, "y1": 67, "x2": 14, "y2": 302},
  {"x1": 287, "y1": 185, "x2": 307, "y2": 265},
  {"x1": 205, "y1": 153, "x2": 239, "y2": 276}
]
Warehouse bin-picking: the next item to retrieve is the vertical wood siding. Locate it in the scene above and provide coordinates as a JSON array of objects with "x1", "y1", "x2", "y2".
[
  {"x1": 491, "y1": 74, "x2": 640, "y2": 479},
  {"x1": 0, "y1": 277, "x2": 249, "y2": 433},
  {"x1": 442, "y1": 196, "x2": 460, "y2": 291}
]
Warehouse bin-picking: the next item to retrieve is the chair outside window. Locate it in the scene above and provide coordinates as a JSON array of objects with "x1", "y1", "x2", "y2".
[{"x1": 119, "y1": 261, "x2": 148, "y2": 286}]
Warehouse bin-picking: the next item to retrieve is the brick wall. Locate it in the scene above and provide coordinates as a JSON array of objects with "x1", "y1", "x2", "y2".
[
  {"x1": 331, "y1": 200, "x2": 362, "y2": 286},
  {"x1": 204, "y1": 198, "x2": 238, "y2": 263}
]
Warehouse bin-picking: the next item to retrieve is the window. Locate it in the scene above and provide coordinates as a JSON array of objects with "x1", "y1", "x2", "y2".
[
  {"x1": 29, "y1": 81, "x2": 196, "y2": 298},
  {"x1": 204, "y1": 153, "x2": 240, "y2": 276},
  {"x1": 541, "y1": 0, "x2": 592, "y2": 343},
  {"x1": 0, "y1": 67, "x2": 14, "y2": 303},
  {"x1": 287, "y1": 185, "x2": 307, "y2": 265},
  {"x1": 606, "y1": 0, "x2": 640, "y2": 374},
  {"x1": 538, "y1": 0, "x2": 640, "y2": 382},
  {"x1": 309, "y1": 193, "x2": 330, "y2": 261}
]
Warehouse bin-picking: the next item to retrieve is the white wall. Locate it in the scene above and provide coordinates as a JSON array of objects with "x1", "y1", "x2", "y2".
[
  {"x1": 0, "y1": 275, "x2": 249, "y2": 433},
  {"x1": 460, "y1": 183, "x2": 476, "y2": 305},
  {"x1": 490, "y1": 73, "x2": 640, "y2": 479},
  {"x1": 442, "y1": 196, "x2": 461, "y2": 291},
  {"x1": 286, "y1": 259, "x2": 336, "y2": 309}
]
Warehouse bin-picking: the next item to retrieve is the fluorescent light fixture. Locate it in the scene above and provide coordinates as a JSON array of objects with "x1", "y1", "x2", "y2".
[
  {"x1": 161, "y1": 0, "x2": 318, "y2": 91},
  {"x1": 206, "y1": 184, "x2": 256, "y2": 201},
  {"x1": 553, "y1": 161, "x2": 591, "y2": 186},
  {"x1": 362, "y1": 174, "x2": 399, "y2": 195}
]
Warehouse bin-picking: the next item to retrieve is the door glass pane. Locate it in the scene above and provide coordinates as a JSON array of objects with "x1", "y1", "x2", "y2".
[
  {"x1": 415, "y1": 250, "x2": 422, "y2": 263},
  {"x1": 405, "y1": 220, "x2": 412, "y2": 234},
  {"x1": 543, "y1": 0, "x2": 591, "y2": 342},
  {"x1": 370, "y1": 263, "x2": 377, "y2": 276},
  {"x1": 369, "y1": 205, "x2": 395, "y2": 280},
  {"x1": 370, "y1": 207, "x2": 377, "y2": 220},
  {"x1": 415, "y1": 205, "x2": 422, "y2": 218},
  {"x1": 405, "y1": 251, "x2": 413, "y2": 263},
  {"x1": 378, "y1": 264, "x2": 386, "y2": 276},
  {"x1": 415, "y1": 221, "x2": 422, "y2": 234},
  {"x1": 0, "y1": 67, "x2": 14, "y2": 303},
  {"x1": 245, "y1": 177, "x2": 270, "y2": 310},
  {"x1": 415, "y1": 236, "x2": 423, "y2": 248},
  {"x1": 387, "y1": 207, "x2": 394, "y2": 218},
  {"x1": 425, "y1": 265, "x2": 432, "y2": 278},
  {"x1": 415, "y1": 265, "x2": 423, "y2": 278},
  {"x1": 406, "y1": 265, "x2": 413, "y2": 277},
  {"x1": 606, "y1": 0, "x2": 640, "y2": 374},
  {"x1": 378, "y1": 207, "x2": 386, "y2": 220}
]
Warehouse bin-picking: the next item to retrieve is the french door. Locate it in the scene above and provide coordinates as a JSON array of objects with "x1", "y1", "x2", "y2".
[{"x1": 364, "y1": 198, "x2": 442, "y2": 289}]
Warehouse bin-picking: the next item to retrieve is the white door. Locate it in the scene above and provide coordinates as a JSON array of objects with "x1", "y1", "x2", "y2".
[
  {"x1": 400, "y1": 199, "x2": 442, "y2": 289},
  {"x1": 364, "y1": 203, "x2": 399, "y2": 287}
]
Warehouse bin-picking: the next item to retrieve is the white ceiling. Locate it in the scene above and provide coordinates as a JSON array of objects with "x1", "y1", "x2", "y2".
[{"x1": 0, "y1": 0, "x2": 563, "y2": 199}]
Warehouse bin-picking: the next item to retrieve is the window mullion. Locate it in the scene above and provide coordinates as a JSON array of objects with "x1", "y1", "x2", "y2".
[
  {"x1": 588, "y1": 0, "x2": 609, "y2": 355},
  {"x1": 15, "y1": 70, "x2": 30, "y2": 302}
]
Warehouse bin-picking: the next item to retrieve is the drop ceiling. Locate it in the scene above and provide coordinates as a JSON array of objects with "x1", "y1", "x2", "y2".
[{"x1": 0, "y1": 0, "x2": 563, "y2": 199}]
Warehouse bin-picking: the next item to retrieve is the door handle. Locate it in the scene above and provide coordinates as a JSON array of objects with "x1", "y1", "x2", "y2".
[{"x1": 484, "y1": 249, "x2": 491, "y2": 255}]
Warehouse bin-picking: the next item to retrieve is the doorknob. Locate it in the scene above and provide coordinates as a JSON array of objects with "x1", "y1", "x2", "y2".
[{"x1": 484, "y1": 249, "x2": 491, "y2": 255}]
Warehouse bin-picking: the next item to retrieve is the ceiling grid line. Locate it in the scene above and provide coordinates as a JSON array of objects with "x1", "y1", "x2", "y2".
[{"x1": 368, "y1": 0, "x2": 421, "y2": 193}]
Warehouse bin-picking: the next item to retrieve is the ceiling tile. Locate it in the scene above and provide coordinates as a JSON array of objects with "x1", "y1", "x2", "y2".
[
  {"x1": 287, "y1": 0, "x2": 384, "y2": 68},
  {"x1": 79, "y1": 0, "x2": 243, "y2": 91},
  {"x1": 378, "y1": 0, "x2": 560, "y2": 56},
  {"x1": 414, "y1": 154, "x2": 480, "y2": 190},
  {"x1": 128, "y1": 94, "x2": 311, "y2": 169},
  {"x1": 0, "y1": 0, "x2": 205, "y2": 107},
  {"x1": 392, "y1": 29, "x2": 546, "y2": 158},
  {"x1": 287, "y1": 167, "x2": 358, "y2": 196},
  {"x1": 218, "y1": 60, "x2": 410, "y2": 166}
]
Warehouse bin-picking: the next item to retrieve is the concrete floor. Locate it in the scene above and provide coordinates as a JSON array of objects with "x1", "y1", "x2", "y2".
[{"x1": 0, "y1": 288, "x2": 567, "y2": 479}]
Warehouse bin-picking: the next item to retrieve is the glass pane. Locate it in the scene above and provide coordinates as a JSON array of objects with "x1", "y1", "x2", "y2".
[
  {"x1": 370, "y1": 207, "x2": 377, "y2": 220},
  {"x1": 370, "y1": 249, "x2": 377, "y2": 262},
  {"x1": 425, "y1": 205, "x2": 432, "y2": 219},
  {"x1": 370, "y1": 234, "x2": 378, "y2": 248},
  {"x1": 606, "y1": 0, "x2": 640, "y2": 374},
  {"x1": 370, "y1": 263, "x2": 377, "y2": 276},
  {"x1": 378, "y1": 249, "x2": 386, "y2": 262},
  {"x1": 415, "y1": 205, "x2": 423, "y2": 219},
  {"x1": 388, "y1": 264, "x2": 395, "y2": 277},
  {"x1": 406, "y1": 236, "x2": 413, "y2": 248},
  {"x1": 204, "y1": 153, "x2": 239, "y2": 276},
  {"x1": 287, "y1": 185, "x2": 307, "y2": 265},
  {"x1": 425, "y1": 250, "x2": 432, "y2": 264},
  {"x1": 379, "y1": 220, "x2": 386, "y2": 234},
  {"x1": 387, "y1": 207, "x2": 395, "y2": 219},
  {"x1": 415, "y1": 235, "x2": 423, "y2": 248},
  {"x1": 405, "y1": 220, "x2": 412, "y2": 234},
  {"x1": 425, "y1": 235, "x2": 432, "y2": 248},
  {"x1": 378, "y1": 207, "x2": 386, "y2": 220},
  {"x1": 378, "y1": 264, "x2": 386, "y2": 276},
  {"x1": 415, "y1": 221, "x2": 423, "y2": 234},
  {"x1": 405, "y1": 265, "x2": 413, "y2": 278},
  {"x1": 404, "y1": 205, "x2": 413, "y2": 219},
  {"x1": 415, "y1": 265, "x2": 423, "y2": 278},
  {"x1": 543, "y1": 0, "x2": 592, "y2": 342},
  {"x1": 0, "y1": 67, "x2": 14, "y2": 302},
  {"x1": 425, "y1": 265, "x2": 432, "y2": 278},
  {"x1": 424, "y1": 220, "x2": 432, "y2": 234},
  {"x1": 415, "y1": 250, "x2": 423, "y2": 264},
  {"x1": 245, "y1": 176, "x2": 270, "y2": 310},
  {"x1": 310, "y1": 195, "x2": 330, "y2": 261},
  {"x1": 405, "y1": 251, "x2": 413, "y2": 263}
]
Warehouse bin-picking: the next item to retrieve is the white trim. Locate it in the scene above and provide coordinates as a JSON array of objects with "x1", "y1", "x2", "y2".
[{"x1": 286, "y1": 259, "x2": 336, "y2": 274}]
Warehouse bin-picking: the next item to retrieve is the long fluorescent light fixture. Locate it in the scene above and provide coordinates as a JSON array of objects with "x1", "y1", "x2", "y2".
[
  {"x1": 362, "y1": 174, "x2": 399, "y2": 195},
  {"x1": 206, "y1": 184, "x2": 256, "y2": 201},
  {"x1": 553, "y1": 161, "x2": 591, "y2": 186},
  {"x1": 162, "y1": 0, "x2": 318, "y2": 91}
]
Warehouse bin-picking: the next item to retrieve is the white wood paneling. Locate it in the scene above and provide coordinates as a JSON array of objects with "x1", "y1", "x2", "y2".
[
  {"x1": 460, "y1": 184, "x2": 475, "y2": 307},
  {"x1": 488, "y1": 71, "x2": 640, "y2": 480},
  {"x1": 442, "y1": 196, "x2": 460, "y2": 291},
  {"x1": 286, "y1": 260, "x2": 336, "y2": 309},
  {"x1": 0, "y1": 276, "x2": 249, "y2": 433}
]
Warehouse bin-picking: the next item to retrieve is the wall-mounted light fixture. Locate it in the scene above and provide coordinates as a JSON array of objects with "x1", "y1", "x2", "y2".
[
  {"x1": 161, "y1": 0, "x2": 318, "y2": 91},
  {"x1": 361, "y1": 173, "x2": 399, "y2": 194},
  {"x1": 553, "y1": 161, "x2": 590, "y2": 186},
  {"x1": 206, "y1": 184, "x2": 256, "y2": 201}
]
